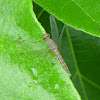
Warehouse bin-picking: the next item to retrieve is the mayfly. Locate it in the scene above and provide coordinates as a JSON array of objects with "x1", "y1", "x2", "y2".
[
  {"x1": 16, "y1": 15, "x2": 71, "y2": 76},
  {"x1": 43, "y1": 15, "x2": 71, "y2": 76}
]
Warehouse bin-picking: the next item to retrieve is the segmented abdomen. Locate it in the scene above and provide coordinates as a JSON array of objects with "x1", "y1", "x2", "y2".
[{"x1": 54, "y1": 49, "x2": 71, "y2": 76}]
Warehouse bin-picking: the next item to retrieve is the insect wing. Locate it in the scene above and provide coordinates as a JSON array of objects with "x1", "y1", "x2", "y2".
[
  {"x1": 15, "y1": 38, "x2": 49, "y2": 56},
  {"x1": 50, "y1": 15, "x2": 59, "y2": 46},
  {"x1": 58, "y1": 24, "x2": 65, "y2": 51}
]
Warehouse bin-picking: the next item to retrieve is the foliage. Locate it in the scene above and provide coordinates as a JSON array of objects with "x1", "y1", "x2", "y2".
[
  {"x1": 33, "y1": 0, "x2": 100, "y2": 100},
  {"x1": 0, "y1": 0, "x2": 82, "y2": 100}
]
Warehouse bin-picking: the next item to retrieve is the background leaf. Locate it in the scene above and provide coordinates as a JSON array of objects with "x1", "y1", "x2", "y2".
[
  {"x1": 0, "y1": 0, "x2": 81, "y2": 100},
  {"x1": 33, "y1": 2, "x2": 100, "y2": 100},
  {"x1": 33, "y1": 0, "x2": 100, "y2": 37}
]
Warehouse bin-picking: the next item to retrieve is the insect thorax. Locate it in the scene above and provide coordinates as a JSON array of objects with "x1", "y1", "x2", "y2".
[{"x1": 46, "y1": 38, "x2": 57, "y2": 50}]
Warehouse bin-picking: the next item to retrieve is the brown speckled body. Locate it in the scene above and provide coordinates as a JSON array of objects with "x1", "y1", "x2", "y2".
[{"x1": 43, "y1": 33, "x2": 71, "y2": 76}]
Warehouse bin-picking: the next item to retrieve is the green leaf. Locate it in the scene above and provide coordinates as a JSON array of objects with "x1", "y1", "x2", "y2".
[
  {"x1": 0, "y1": 0, "x2": 81, "y2": 100},
  {"x1": 33, "y1": 2, "x2": 100, "y2": 100},
  {"x1": 62, "y1": 26, "x2": 100, "y2": 100},
  {"x1": 33, "y1": 0, "x2": 100, "y2": 37}
]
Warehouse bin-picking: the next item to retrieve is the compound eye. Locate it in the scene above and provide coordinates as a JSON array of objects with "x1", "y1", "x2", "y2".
[{"x1": 43, "y1": 33, "x2": 50, "y2": 40}]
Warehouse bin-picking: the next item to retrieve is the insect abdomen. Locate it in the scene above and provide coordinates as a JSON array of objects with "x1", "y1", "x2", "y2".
[{"x1": 54, "y1": 49, "x2": 71, "y2": 76}]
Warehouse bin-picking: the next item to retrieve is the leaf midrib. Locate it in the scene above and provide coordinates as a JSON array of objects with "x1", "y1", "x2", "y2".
[{"x1": 65, "y1": 26, "x2": 88, "y2": 100}]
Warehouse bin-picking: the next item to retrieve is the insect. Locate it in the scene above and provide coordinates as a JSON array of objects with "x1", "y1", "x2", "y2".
[
  {"x1": 43, "y1": 15, "x2": 71, "y2": 76},
  {"x1": 16, "y1": 15, "x2": 71, "y2": 76},
  {"x1": 43, "y1": 33, "x2": 71, "y2": 76}
]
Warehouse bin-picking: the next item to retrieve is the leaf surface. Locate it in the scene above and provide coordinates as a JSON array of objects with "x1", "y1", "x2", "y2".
[{"x1": 33, "y1": 0, "x2": 100, "y2": 37}]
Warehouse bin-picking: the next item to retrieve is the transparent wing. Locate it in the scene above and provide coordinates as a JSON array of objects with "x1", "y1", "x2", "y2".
[
  {"x1": 50, "y1": 15, "x2": 59, "y2": 46},
  {"x1": 58, "y1": 24, "x2": 65, "y2": 51},
  {"x1": 15, "y1": 38, "x2": 50, "y2": 56}
]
